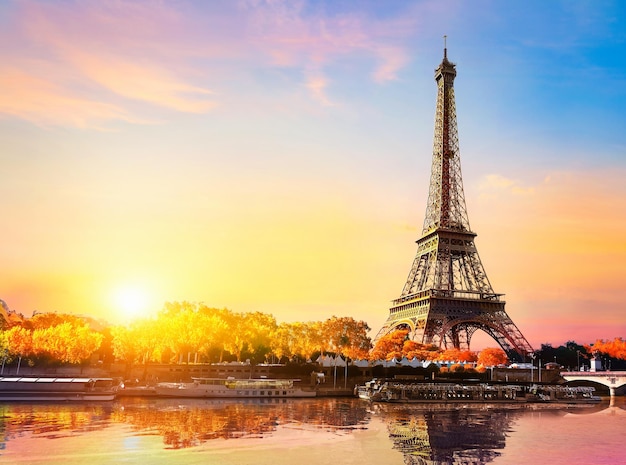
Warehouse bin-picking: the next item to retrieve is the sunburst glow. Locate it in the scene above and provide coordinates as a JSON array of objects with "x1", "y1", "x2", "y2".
[{"x1": 112, "y1": 286, "x2": 151, "y2": 322}]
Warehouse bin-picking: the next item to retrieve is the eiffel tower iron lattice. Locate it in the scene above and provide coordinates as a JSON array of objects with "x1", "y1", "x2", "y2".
[{"x1": 375, "y1": 46, "x2": 533, "y2": 362}]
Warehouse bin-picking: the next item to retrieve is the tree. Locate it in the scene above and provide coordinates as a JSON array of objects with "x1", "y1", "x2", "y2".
[
  {"x1": 586, "y1": 337, "x2": 626, "y2": 360},
  {"x1": 369, "y1": 329, "x2": 409, "y2": 361},
  {"x1": 111, "y1": 325, "x2": 142, "y2": 369},
  {"x1": 438, "y1": 348, "x2": 477, "y2": 363},
  {"x1": 477, "y1": 347, "x2": 508, "y2": 367},
  {"x1": 221, "y1": 311, "x2": 247, "y2": 362},
  {"x1": 323, "y1": 316, "x2": 371, "y2": 361},
  {"x1": 242, "y1": 312, "x2": 276, "y2": 362},
  {"x1": 403, "y1": 340, "x2": 441, "y2": 361},
  {"x1": 4, "y1": 326, "x2": 33, "y2": 360},
  {"x1": 270, "y1": 322, "x2": 295, "y2": 362}
]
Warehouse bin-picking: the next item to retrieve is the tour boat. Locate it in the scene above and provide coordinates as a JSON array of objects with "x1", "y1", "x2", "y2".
[
  {"x1": 0, "y1": 376, "x2": 121, "y2": 401},
  {"x1": 356, "y1": 379, "x2": 601, "y2": 403},
  {"x1": 155, "y1": 377, "x2": 316, "y2": 398}
]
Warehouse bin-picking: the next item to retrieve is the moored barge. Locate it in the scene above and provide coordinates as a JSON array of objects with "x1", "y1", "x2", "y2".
[
  {"x1": 0, "y1": 376, "x2": 120, "y2": 401},
  {"x1": 357, "y1": 379, "x2": 600, "y2": 403},
  {"x1": 155, "y1": 377, "x2": 316, "y2": 398}
]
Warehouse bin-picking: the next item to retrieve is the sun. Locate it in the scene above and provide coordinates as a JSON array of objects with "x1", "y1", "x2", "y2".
[{"x1": 112, "y1": 286, "x2": 151, "y2": 322}]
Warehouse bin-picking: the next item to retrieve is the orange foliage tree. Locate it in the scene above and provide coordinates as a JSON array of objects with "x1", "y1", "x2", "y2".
[
  {"x1": 438, "y1": 348, "x2": 478, "y2": 363},
  {"x1": 108, "y1": 303, "x2": 370, "y2": 366},
  {"x1": 369, "y1": 329, "x2": 409, "y2": 361},
  {"x1": 271, "y1": 321, "x2": 324, "y2": 362},
  {"x1": 4, "y1": 326, "x2": 33, "y2": 360},
  {"x1": 2, "y1": 316, "x2": 103, "y2": 365},
  {"x1": 369, "y1": 329, "x2": 444, "y2": 361},
  {"x1": 31, "y1": 322, "x2": 103, "y2": 364},
  {"x1": 322, "y1": 316, "x2": 371, "y2": 360},
  {"x1": 403, "y1": 340, "x2": 442, "y2": 361},
  {"x1": 585, "y1": 337, "x2": 626, "y2": 360},
  {"x1": 477, "y1": 347, "x2": 508, "y2": 367}
]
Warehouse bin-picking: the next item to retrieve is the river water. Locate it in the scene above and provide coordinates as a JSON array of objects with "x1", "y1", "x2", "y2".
[{"x1": 0, "y1": 397, "x2": 624, "y2": 465}]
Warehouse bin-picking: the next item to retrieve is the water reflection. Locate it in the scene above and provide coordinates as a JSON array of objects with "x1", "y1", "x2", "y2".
[
  {"x1": 0, "y1": 398, "x2": 618, "y2": 464},
  {"x1": 376, "y1": 404, "x2": 518, "y2": 465},
  {"x1": 0, "y1": 403, "x2": 112, "y2": 446},
  {"x1": 113, "y1": 398, "x2": 371, "y2": 449}
]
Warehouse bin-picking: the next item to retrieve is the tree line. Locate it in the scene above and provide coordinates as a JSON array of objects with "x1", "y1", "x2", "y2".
[{"x1": 1, "y1": 302, "x2": 624, "y2": 370}]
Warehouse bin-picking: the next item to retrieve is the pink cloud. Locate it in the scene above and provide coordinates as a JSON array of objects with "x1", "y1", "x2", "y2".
[
  {"x1": 304, "y1": 72, "x2": 334, "y2": 106},
  {"x1": 245, "y1": 1, "x2": 417, "y2": 77},
  {"x1": 2, "y1": 0, "x2": 217, "y2": 127},
  {"x1": 1, "y1": 0, "x2": 427, "y2": 127},
  {"x1": 0, "y1": 67, "x2": 138, "y2": 128}
]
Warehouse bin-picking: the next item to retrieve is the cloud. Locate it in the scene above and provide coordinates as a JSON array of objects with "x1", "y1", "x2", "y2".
[
  {"x1": 371, "y1": 46, "x2": 411, "y2": 83},
  {"x1": 238, "y1": 0, "x2": 421, "y2": 97},
  {"x1": 304, "y1": 72, "x2": 334, "y2": 106},
  {"x1": 0, "y1": 67, "x2": 139, "y2": 128},
  {"x1": 1, "y1": 0, "x2": 217, "y2": 128},
  {"x1": 478, "y1": 173, "x2": 536, "y2": 197},
  {"x1": 1, "y1": 0, "x2": 427, "y2": 127},
  {"x1": 67, "y1": 53, "x2": 216, "y2": 114}
]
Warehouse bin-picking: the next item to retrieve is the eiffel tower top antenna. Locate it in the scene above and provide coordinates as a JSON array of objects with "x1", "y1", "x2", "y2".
[{"x1": 443, "y1": 34, "x2": 447, "y2": 58}]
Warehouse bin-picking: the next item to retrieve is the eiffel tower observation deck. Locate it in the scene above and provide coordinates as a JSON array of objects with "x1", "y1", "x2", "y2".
[{"x1": 375, "y1": 43, "x2": 533, "y2": 362}]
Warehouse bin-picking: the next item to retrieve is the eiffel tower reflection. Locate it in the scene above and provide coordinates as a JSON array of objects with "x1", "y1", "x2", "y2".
[{"x1": 381, "y1": 405, "x2": 519, "y2": 465}]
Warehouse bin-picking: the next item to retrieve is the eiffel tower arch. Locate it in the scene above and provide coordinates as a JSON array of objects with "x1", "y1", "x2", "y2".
[{"x1": 375, "y1": 45, "x2": 533, "y2": 362}]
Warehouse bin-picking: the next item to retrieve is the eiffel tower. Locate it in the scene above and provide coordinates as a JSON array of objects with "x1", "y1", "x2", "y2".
[{"x1": 375, "y1": 44, "x2": 533, "y2": 362}]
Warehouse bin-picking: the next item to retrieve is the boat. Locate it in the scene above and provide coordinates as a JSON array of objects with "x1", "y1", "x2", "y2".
[
  {"x1": 0, "y1": 376, "x2": 121, "y2": 401},
  {"x1": 117, "y1": 384, "x2": 158, "y2": 397},
  {"x1": 525, "y1": 384, "x2": 601, "y2": 403},
  {"x1": 356, "y1": 379, "x2": 601, "y2": 404},
  {"x1": 155, "y1": 377, "x2": 316, "y2": 398}
]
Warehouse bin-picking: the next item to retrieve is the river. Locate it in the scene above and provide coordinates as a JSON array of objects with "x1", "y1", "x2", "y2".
[{"x1": 0, "y1": 397, "x2": 624, "y2": 464}]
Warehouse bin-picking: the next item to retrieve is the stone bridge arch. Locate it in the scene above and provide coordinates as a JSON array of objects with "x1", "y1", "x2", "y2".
[{"x1": 562, "y1": 372, "x2": 626, "y2": 397}]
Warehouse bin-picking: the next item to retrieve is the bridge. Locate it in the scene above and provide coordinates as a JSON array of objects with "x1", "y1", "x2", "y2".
[{"x1": 562, "y1": 371, "x2": 626, "y2": 397}]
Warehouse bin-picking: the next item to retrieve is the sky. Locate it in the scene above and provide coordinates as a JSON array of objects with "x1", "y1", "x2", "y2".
[{"x1": 1, "y1": 0, "x2": 625, "y2": 350}]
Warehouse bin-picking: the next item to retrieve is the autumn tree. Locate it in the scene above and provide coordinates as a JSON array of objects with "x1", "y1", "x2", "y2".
[
  {"x1": 242, "y1": 312, "x2": 277, "y2": 362},
  {"x1": 322, "y1": 316, "x2": 371, "y2": 361},
  {"x1": 221, "y1": 311, "x2": 247, "y2": 362},
  {"x1": 297, "y1": 321, "x2": 324, "y2": 360},
  {"x1": 586, "y1": 337, "x2": 626, "y2": 360},
  {"x1": 195, "y1": 307, "x2": 230, "y2": 363},
  {"x1": 369, "y1": 329, "x2": 409, "y2": 361},
  {"x1": 438, "y1": 348, "x2": 477, "y2": 363},
  {"x1": 271, "y1": 322, "x2": 296, "y2": 362},
  {"x1": 28, "y1": 312, "x2": 86, "y2": 330},
  {"x1": 403, "y1": 340, "x2": 441, "y2": 361},
  {"x1": 477, "y1": 347, "x2": 508, "y2": 367},
  {"x1": 157, "y1": 302, "x2": 204, "y2": 363},
  {"x1": 31, "y1": 322, "x2": 103, "y2": 364},
  {"x1": 4, "y1": 326, "x2": 33, "y2": 360},
  {"x1": 3, "y1": 317, "x2": 103, "y2": 366},
  {"x1": 111, "y1": 325, "x2": 142, "y2": 368}
]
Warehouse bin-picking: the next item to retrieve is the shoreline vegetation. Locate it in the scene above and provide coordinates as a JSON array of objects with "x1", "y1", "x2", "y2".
[{"x1": 0, "y1": 301, "x2": 624, "y2": 389}]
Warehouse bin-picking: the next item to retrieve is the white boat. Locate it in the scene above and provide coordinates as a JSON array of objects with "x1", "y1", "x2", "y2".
[
  {"x1": 155, "y1": 377, "x2": 316, "y2": 398},
  {"x1": 0, "y1": 376, "x2": 120, "y2": 401}
]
